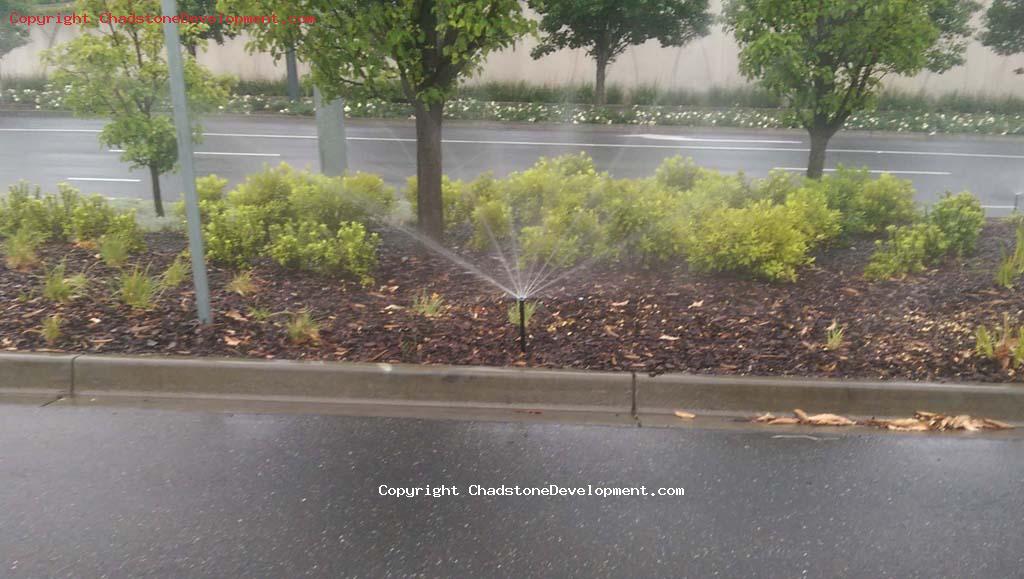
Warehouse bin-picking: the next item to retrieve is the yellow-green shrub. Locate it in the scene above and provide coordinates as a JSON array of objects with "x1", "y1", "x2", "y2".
[{"x1": 929, "y1": 192, "x2": 984, "y2": 256}]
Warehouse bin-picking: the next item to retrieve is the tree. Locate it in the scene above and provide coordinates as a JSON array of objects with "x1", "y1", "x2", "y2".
[
  {"x1": 44, "y1": 0, "x2": 231, "y2": 217},
  {"x1": 528, "y1": 0, "x2": 711, "y2": 105},
  {"x1": 177, "y1": 0, "x2": 239, "y2": 57},
  {"x1": 0, "y1": 0, "x2": 30, "y2": 59},
  {"x1": 223, "y1": 0, "x2": 533, "y2": 240},
  {"x1": 981, "y1": 0, "x2": 1024, "y2": 73},
  {"x1": 725, "y1": 0, "x2": 978, "y2": 179}
]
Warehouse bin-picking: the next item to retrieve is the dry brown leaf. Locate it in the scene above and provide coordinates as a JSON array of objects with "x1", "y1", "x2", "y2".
[
  {"x1": 767, "y1": 417, "x2": 802, "y2": 425},
  {"x1": 688, "y1": 300, "x2": 704, "y2": 309},
  {"x1": 659, "y1": 334, "x2": 680, "y2": 341},
  {"x1": 804, "y1": 413, "x2": 856, "y2": 426},
  {"x1": 793, "y1": 409, "x2": 809, "y2": 422},
  {"x1": 611, "y1": 300, "x2": 629, "y2": 307},
  {"x1": 753, "y1": 413, "x2": 776, "y2": 423},
  {"x1": 224, "y1": 310, "x2": 247, "y2": 322},
  {"x1": 223, "y1": 336, "x2": 242, "y2": 347},
  {"x1": 673, "y1": 410, "x2": 696, "y2": 419}
]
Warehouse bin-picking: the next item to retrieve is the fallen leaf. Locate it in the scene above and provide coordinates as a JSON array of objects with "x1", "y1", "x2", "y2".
[
  {"x1": 803, "y1": 413, "x2": 856, "y2": 426},
  {"x1": 673, "y1": 410, "x2": 696, "y2": 419},
  {"x1": 659, "y1": 334, "x2": 680, "y2": 341},
  {"x1": 224, "y1": 310, "x2": 247, "y2": 322},
  {"x1": 223, "y1": 336, "x2": 242, "y2": 346},
  {"x1": 611, "y1": 300, "x2": 629, "y2": 307},
  {"x1": 688, "y1": 300, "x2": 704, "y2": 309}
]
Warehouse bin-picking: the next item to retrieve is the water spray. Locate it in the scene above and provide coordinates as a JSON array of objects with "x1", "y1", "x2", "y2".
[{"x1": 518, "y1": 297, "x2": 528, "y2": 355}]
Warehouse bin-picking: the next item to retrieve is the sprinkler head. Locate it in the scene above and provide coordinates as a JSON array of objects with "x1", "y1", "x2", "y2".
[{"x1": 517, "y1": 298, "x2": 527, "y2": 355}]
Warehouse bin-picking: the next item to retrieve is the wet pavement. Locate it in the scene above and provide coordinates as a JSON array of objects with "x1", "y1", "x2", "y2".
[{"x1": 1, "y1": 403, "x2": 1022, "y2": 578}]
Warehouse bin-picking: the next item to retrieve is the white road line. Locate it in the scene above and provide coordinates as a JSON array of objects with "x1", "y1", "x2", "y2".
[
  {"x1": 66, "y1": 177, "x2": 141, "y2": 182},
  {"x1": 982, "y1": 205, "x2": 1016, "y2": 209},
  {"x1": 624, "y1": 133, "x2": 803, "y2": 144},
  {"x1": 774, "y1": 167, "x2": 953, "y2": 176},
  {"x1": 5, "y1": 127, "x2": 1023, "y2": 159},
  {"x1": 108, "y1": 148, "x2": 280, "y2": 157}
]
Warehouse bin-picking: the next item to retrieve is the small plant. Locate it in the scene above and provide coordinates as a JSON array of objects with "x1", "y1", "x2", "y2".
[
  {"x1": 41, "y1": 314, "x2": 63, "y2": 346},
  {"x1": 247, "y1": 306, "x2": 272, "y2": 322},
  {"x1": 286, "y1": 311, "x2": 320, "y2": 345},
  {"x1": 227, "y1": 270, "x2": 257, "y2": 295},
  {"x1": 161, "y1": 253, "x2": 190, "y2": 288},
  {"x1": 3, "y1": 228, "x2": 41, "y2": 270},
  {"x1": 508, "y1": 300, "x2": 537, "y2": 327},
  {"x1": 974, "y1": 314, "x2": 1024, "y2": 370},
  {"x1": 996, "y1": 249, "x2": 1018, "y2": 290},
  {"x1": 412, "y1": 291, "x2": 445, "y2": 317},
  {"x1": 98, "y1": 232, "x2": 132, "y2": 267},
  {"x1": 42, "y1": 262, "x2": 87, "y2": 303},
  {"x1": 825, "y1": 320, "x2": 845, "y2": 351},
  {"x1": 119, "y1": 267, "x2": 158, "y2": 310}
]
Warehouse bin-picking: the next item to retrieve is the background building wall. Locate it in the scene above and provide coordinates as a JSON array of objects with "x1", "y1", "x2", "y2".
[{"x1": 3, "y1": 1, "x2": 1023, "y2": 97}]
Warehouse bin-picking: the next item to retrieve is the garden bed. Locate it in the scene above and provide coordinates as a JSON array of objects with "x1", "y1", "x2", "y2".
[{"x1": 1, "y1": 220, "x2": 1020, "y2": 383}]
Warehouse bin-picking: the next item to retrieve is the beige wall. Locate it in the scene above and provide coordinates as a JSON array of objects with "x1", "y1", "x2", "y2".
[{"x1": 4, "y1": 4, "x2": 1023, "y2": 98}]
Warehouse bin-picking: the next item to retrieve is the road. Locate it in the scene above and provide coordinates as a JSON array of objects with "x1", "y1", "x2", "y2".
[
  {"x1": 1, "y1": 113, "x2": 1022, "y2": 212},
  {"x1": 1, "y1": 402, "x2": 1023, "y2": 578}
]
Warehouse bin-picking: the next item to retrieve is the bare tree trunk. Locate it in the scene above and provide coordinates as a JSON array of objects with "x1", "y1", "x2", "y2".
[
  {"x1": 148, "y1": 164, "x2": 164, "y2": 217},
  {"x1": 595, "y1": 53, "x2": 608, "y2": 106},
  {"x1": 186, "y1": 43, "x2": 197, "y2": 58},
  {"x1": 285, "y1": 48, "x2": 300, "y2": 102},
  {"x1": 414, "y1": 101, "x2": 444, "y2": 241},
  {"x1": 806, "y1": 126, "x2": 835, "y2": 179}
]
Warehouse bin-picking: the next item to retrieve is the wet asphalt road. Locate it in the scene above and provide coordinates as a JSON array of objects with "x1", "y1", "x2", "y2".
[
  {"x1": 1, "y1": 403, "x2": 1022, "y2": 578},
  {"x1": 1, "y1": 113, "x2": 1022, "y2": 212}
]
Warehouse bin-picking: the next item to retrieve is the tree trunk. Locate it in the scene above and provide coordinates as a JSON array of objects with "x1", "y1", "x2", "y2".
[
  {"x1": 285, "y1": 48, "x2": 300, "y2": 102},
  {"x1": 186, "y1": 43, "x2": 197, "y2": 58},
  {"x1": 806, "y1": 126, "x2": 835, "y2": 179},
  {"x1": 595, "y1": 55, "x2": 608, "y2": 106},
  {"x1": 414, "y1": 101, "x2": 444, "y2": 241},
  {"x1": 148, "y1": 164, "x2": 164, "y2": 217}
]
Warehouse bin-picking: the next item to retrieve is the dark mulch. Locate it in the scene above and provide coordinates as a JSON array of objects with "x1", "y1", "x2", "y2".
[{"x1": 2, "y1": 221, "x2": 1021, "y2": 383}]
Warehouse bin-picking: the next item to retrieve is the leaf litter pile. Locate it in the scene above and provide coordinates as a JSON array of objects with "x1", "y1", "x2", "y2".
[
  {"x1": 751, "y1": 409, "x2": 1013, "y2": 432},
  {"x1": 2, "y1": 221, "x2": 1024, "y2": 383}
]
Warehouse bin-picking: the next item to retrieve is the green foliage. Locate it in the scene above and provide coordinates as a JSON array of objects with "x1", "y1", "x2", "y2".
[
  {"x1": 825, "y1": 320, "x2": 846, "y2": 351},
  {"x1": 226, "y1": 270, "x2": 257, "y2": 295},
  {"x1": 119, "y1": 267, "x2": 158, "y2": 309},
  {"x1": 98, "y1": 233, "x2": 133, "y2": 268},
  {"x1": 508, "y1": 300, "x2": 537, "y2": 328},
  {"x1": 527, "y1": 0, "x2": 711, "y2": 103},
  {"x1": 994, "y1": 223, "x2": 1024, "y2": 289},
  {"x1": 0, "y1": 0, "x2": 30, "y2": 58},
  {"x1": 815, "y1": 167, "x2": 918, "y2": 236},
  {"x1": 0, "y1": 182, "x2": 143, "y2": 249},
  {"x1": 981, "y1": 0, "x2": 1024, "y2": 59},
  {"x1": 286, "y1": 311, "x2": 319, "y2": 345},
  {"x1": 44, "y1": 0, "x2": 231, "y2": 216},
  {"x1": 267, "y1": 220, "x2": 379, "y2": 283},
  {"x1": 684, "y1": 199, "x2": 816, "y2": 282},
  {"x1": 174, "y1": 174, "x2": 229, "y2": 221},
  {"x1": 161, "y1": 253, "x2": 191, "y2": 288},
  {"x1": 203, "y1": 204, "x2": 273, "y2": 268},
  {"x1": 41, "y1": 315, "x2": 63, "y2": 346},
  {"x1": 655, "y1": 156, "x2": 705, "y2": 193},
  {"x1": 2, "y1": 228, "x2": 41, "y2": 270},
  {"x1": 974, "y1": 314, "x2": 1024, "y2": 370},
  {"x1": 43, "y1": 262, "x2": 88, "y2": 303},
  {"x1": 227, "y1": 0, "x2": 534, "y2": 107},
  {"x1": 412, "y1": 291, "x2": 446, "y2": 317},
  {"x1": 928, "y1": 192, "x2": 985, "y2": 255},
  {"x1": 864, "y1": 223, "x2": 950, "y2": 280}
]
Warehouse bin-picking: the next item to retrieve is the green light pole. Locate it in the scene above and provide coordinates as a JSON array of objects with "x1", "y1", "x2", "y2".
[{"x1": 161, "y1": 0, "x2": 212, "y2": 323}]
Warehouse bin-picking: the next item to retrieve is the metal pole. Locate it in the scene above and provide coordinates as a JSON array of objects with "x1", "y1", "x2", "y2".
[
  {"x1": 285, "y1": 47, "x2": 300, "y2": 102},
  {"x1": 161, "y1": 0, "x2": 212, "y2": 324},
  {"x1": 314, "y1": 86, "x2": 348, "y2": 176},
  {"x1": 518, "y1": 298, "x2": 527, "y2": 354}
]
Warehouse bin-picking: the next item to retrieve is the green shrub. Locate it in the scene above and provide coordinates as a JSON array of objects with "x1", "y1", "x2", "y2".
[
  {"x1": 684, "y1": 200, "x2": 814, "y2": 282},
  {"x1": 268, "y1": 220, "x2": 378, "y2": 283},
  {"x1": 203, "y1": 204, "x2": 272, "y2": 267},
  {"x1": 754, "y1": 170, "x2": 806, "y2": 204},
  {"x1": 404, "y1": 175, "x2": 465, "y2": 229},
  {"x1": 119, "y1": 267, "x2": 158, "y2": 309},
  {"x1": 928, "y1": 192, "x2": 985, "y2": 256},
  {"x1": 590, "y1": 178, "x2": 686, "y2": 265},
  {"x1": 70, "y1": 195, "x2": 118, "y2": 242},
  {"x1": 654, "y1": 156, "x2": 704, "y2": 192},
  {"x1": 41, "y1": 314, "x2": 63, "y2": 345},
  {"x1": 0, "y1": 181, "x2": 79, "y2": 241},
  {"x1": 864, "y1": 223, "x2": 949, "y2": 280},
  {"x1": 161, "y1": 253, "x2": 190, "y2": 288},
  {"x1": 173, "y1": 174, "x2": 229, "y2": 221},
  {"x1": 43, "y1": 262, "x2": 87, "y2": 303},
  {"x1": 848, "y1": 174, "x2": 918, "y2": 235},
  {"x1": 783, "y1": 186, "x2": 841, "y2": 244},
  {"x1": 3, "y1": 227, "x2": 41, "y2": 270},
  {"x1": 98, "y1": 232, "x2": 133, "y2": 267}
]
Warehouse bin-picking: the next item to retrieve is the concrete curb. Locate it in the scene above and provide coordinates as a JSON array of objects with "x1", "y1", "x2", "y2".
[
  {"x1": 71, "y1": 355, "x2": 633, "y2": 413},
  {"x1": 2, "y1": 352, "x2": 1023, "y2": 420},
  {"x1": 637, "y1": 373, "x2": 1024, "y2": 421},
  {"x1": 0, "y1": 353, "x2": 74, "y2": 397}
]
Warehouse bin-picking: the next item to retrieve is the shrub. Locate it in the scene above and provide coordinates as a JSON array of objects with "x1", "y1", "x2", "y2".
[
  {"x1": 42, "y1": 262, "x2": 87, "y2": 303},
  {"x1": 119, "y1": 267, "x2": 158, "y2": 309},
  {"x1": 173, "y1": 174, "x2": 229, "y2": 221},
  {"x1": 267, "y1": 220, "x2": 379, "y2": 283},
  {"x1": 864, "y1": 223, "x2": 949, "y2": 280},
  {"x1": 3, "y1": 227, "x2": 41, "y2": 270},
  {"x1": 928, "y1": 192, "x2": 985, "y2": 256},
  {"x1": 226, "y1": 270, "x2": 257, "y2": 295},
  {"x1": 0, "y1": 181, "x2": 79, "y2": 241},
  {"x1": 203, "y1": 204, "x2": 272, "y2": 267},
  {"x1": 70, "y1": 195, "x2": 118, "y2": 241},
  {"x1": 783, "y1": 186, "x2": 841, "y2": 244},
  {"x1": 161, "y1": 253, "x2": 190, "y2": 288},
  {"x1": 412, "y1": 291, "x2": 445, "y2": 317},
  {"x1": 846, "y1": 174, "x2": 918, "y2": 235},
  {"x1": 404, "y1": 175, "x2": 465, "y2": 229},
  {"x1": 654, "y1": 156, "x2": 704, "y2": 192},
  {"x1": 753, "y1": 170, "x2": 806, "y2": 204},
  {"x1": 98, "y1": 233, "x2": 132, "y2": 267},
  {"x1": 684, "y1": 200, "x2": 814, "y2": 282},
  {"x1": 974, "y1": 315, "x2": 1024, "y2": 370},
  {"x1": 590, "y1": 178, "x2": 686, "y2": 265},
  {"x1": 42, "y1": 315, "x2": 63, "y2": 346},
  {"x1": 286, "y1": 311, "x2": 319, "y2": 344}
]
